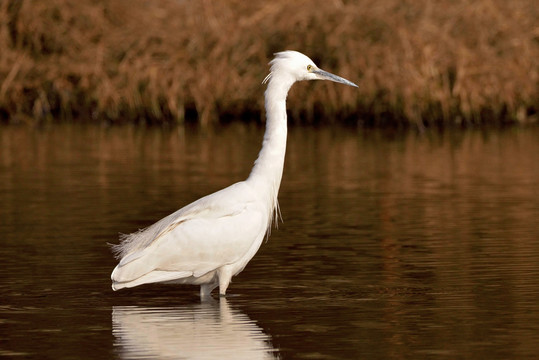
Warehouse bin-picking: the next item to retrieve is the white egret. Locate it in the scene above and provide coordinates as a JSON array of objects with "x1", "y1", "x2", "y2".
[{"x1": 111, "y1": 50, "x2": 357, "y2": 296}]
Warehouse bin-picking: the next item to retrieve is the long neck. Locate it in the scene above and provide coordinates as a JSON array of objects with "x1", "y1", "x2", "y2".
[{"x1": 247, "y1": 77, "x2": 293, "y2": 225}]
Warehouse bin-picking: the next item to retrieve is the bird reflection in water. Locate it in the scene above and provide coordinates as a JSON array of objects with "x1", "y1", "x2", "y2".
[{"x1": 112, "y1": 298, "x2": 279, "y2": 360}]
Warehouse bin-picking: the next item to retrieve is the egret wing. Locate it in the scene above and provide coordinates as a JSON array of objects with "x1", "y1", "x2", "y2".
[
  {"x1": 111, "y1": 182, "x2": 267, "y2": 284},
  {"x1": 156, "y1": 204, "x2": 265, "y2": 274},
  {"x1": 113, "y1": 182, "x2": 256, "y2": 260}
]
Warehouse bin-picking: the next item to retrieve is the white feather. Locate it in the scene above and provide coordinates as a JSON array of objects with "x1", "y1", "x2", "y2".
[{"x1": 110, "y1": 50, "x2": 357, "y2": 296}]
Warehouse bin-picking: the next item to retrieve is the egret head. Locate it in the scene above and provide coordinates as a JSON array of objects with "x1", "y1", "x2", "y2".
[{"x1": 263, "y1": 50, "x2": 358, "y2": 88}]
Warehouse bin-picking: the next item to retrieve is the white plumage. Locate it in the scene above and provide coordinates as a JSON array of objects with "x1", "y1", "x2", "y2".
[{"x1": 111, "y1": 51, "x2": 357, "y2": 296}]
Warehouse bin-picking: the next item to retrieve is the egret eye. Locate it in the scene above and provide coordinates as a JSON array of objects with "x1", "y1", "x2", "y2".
[{"x1": 307, "y1": 64, "x2": 313, "y2": 71}]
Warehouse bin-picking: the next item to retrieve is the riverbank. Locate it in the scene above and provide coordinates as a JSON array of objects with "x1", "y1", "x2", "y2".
[{"x1": 1, "y1": 0, "x2": 537, "y2": 126}]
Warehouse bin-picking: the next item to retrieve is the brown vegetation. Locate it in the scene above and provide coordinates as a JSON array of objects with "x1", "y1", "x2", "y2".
[{"x1": 0, "y1": 0, "x2": 537, "y2": 126}]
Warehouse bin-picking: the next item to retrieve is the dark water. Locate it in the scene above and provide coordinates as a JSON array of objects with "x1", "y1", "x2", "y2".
[{"x1": 1, "y1": 123, "x2": 538, "y2": 359}]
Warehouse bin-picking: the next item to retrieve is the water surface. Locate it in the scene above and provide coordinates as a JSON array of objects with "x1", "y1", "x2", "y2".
[{"x1": 1, "y1": 124, "x2": 538, "y2": 359}]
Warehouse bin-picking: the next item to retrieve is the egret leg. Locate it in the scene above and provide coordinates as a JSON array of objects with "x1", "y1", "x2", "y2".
[
  {"x1": 200, "y1": 282, "x2": 218, "y2": 297},
  {"x1": 217, "y1": 266, "x2": 234, "y2": 296}
]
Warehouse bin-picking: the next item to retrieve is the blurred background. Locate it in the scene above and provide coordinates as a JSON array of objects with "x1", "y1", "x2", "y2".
[{"x1": 1, "y1": 0, "x2": 537, "y2": 127}]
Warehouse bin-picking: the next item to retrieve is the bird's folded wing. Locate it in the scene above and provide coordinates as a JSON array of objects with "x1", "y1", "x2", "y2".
[
  {"x1": 112, "y1": 184, "x2": 267, "y2": 283},
  {"x1": 114, "y1": 181, "x2": 259, "y2": 260}
]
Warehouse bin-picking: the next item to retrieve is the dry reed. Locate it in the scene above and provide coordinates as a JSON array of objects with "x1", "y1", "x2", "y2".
[{"x1": 0, "y1": 0, "x2": 537, "y2": 126}]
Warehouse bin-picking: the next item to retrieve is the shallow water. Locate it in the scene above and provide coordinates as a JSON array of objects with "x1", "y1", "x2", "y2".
[{"x1": 1, "y1": 123, "x2": 538, "y2": 359}]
